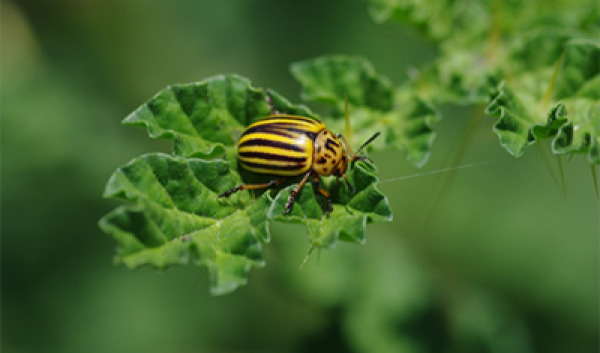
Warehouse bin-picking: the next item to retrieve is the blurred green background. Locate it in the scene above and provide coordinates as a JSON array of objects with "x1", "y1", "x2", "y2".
[{"x1": 2, "y1": 1, "x2": 598, "y2": 352}]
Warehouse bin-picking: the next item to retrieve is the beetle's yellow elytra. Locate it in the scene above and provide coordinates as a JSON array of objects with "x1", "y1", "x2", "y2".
[{"x1": 237, "y1": 116, "x2": 326, "y2": 176}]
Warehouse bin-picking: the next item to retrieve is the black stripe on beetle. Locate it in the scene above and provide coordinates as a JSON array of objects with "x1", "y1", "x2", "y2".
[
  {"x1": 239, "y1": 151, "x2": 307, "y2": 163},
  {"x1": 278, "y1": 127, "x2": 316, "y2": 140},
  {"x1": 239, "y1": 138, "x2": 305, "y2": 152},
  {"x1": 242, "y1": 125, "x2": 316, "y2": 140},
  {"x1": 262, "y1": 122, "x2": 318, "y2": 138}
]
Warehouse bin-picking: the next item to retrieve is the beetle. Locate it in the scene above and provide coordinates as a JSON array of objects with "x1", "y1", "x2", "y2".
[{"x1": 218, "y1": 92, "x2": 380, "y2": 216}]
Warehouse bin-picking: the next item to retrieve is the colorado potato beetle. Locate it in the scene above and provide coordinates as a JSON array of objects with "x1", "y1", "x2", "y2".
[{"x1": 218, "y1": 92, "x2": 380, "y2": 216}]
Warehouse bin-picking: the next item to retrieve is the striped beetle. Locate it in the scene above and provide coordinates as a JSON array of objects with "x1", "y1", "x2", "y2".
[{"x1": 219, "y1": 92, "x2": 380, "y2": 216}]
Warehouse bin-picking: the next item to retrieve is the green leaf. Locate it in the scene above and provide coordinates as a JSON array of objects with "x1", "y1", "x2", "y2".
[
  {"x1": 99, "y1": 153, "x2": 271, "y2": 295},
  {"x1": 485, "y1": 76, "x2": 557, "y2": 157},
  {"x1": 552, "y1": 40, "x2": 600, "y2": 163},
  {"x1": 269, "y1": 161, "x2": 392, "y2": 248},
  {"x1": 123, "y1": 74, "x2": 316, "y2": 160},
  {"x1": 291, "y1": 55, "x2": 437, "y2": 167},
  {"x1": 486, "y1": 40, "x2": 600, "y2": 162},
  {"x1": 101, "y1": 74, "x2": 394, "y2": 294}
]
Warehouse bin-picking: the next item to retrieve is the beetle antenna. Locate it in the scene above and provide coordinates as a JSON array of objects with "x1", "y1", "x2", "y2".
[{"x1": 355, "y1": 132, "x2": 381, "y2": 156}]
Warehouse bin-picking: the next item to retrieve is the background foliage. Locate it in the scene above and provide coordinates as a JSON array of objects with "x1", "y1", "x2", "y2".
[{"x1": 2, "y1": 0, "x2": 598, "y2": 352}]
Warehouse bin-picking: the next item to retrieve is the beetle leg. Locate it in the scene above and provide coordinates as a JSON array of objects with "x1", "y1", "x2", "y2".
[
  {"x1": 285, "y1": 171, "x2": 312, "y2": 215},
  {"x1": 312, "y1": 175, "x2": 333, "y2": 217},
  {"x1": 219, "y1": 178, "x2": 284, "y2": 198},
  {"x1": 265, "y1": 89, "x2": 280, "y2": 115}
]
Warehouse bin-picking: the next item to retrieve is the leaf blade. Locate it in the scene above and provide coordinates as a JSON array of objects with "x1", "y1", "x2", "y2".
[{"x1": 99, "y1": 153, "x2": 270, "y2": 295}]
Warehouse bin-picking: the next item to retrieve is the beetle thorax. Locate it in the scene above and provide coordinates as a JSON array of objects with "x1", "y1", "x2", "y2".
[{"x1": 313, "y1": 129, "x2": 347, "y2": 176}]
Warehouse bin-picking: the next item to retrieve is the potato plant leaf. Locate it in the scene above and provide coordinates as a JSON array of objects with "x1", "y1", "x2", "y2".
[
  {"x1": 100, "y1": 74, "x2": 393, "y2": 294},
  {"x1": 291, "y1": 55, "x2": 437, "y2": 167}
]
